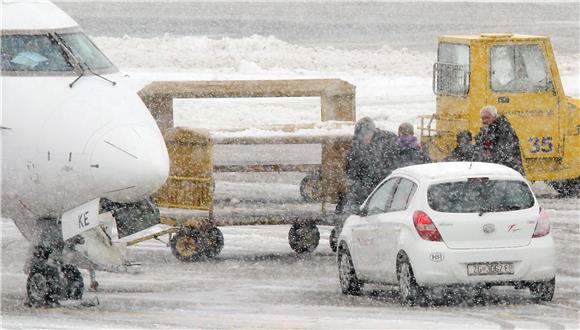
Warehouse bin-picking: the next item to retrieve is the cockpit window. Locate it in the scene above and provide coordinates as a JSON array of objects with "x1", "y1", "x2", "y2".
[
  {"x1": 59, "y1": 33, "x2": 114, "y2": 71},
  {"x1": 1, "y1": 34, "x2": 72, "y2": 72}
]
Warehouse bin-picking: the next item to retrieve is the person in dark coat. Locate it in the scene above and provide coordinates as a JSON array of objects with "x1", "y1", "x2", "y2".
[
  {"x1": 474, "y1": 105, "x2": 525, "y2": 175},
  {"x1": 393, "y1": 122, "x2": 431, "y2": 168},
  {"x1": 338, "y1": 117, "x2": 398, "y2": 214},
  {"x1": 446, "y1": 130, "x2": 475, "y2": 161}
]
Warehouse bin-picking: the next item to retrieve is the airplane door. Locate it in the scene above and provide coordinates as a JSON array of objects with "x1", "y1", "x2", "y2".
[{"x1": 487, "y1": 42, "x2": 561, "y2": 159}]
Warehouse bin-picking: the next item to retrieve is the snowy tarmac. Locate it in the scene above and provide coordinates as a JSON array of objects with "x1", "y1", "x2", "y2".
[
  {"x1": 2, "y1": 0, "x2": 579, "y2": 328},
  {"x1": 2, "y1": 194, "x2": 579, "y2": 329}
]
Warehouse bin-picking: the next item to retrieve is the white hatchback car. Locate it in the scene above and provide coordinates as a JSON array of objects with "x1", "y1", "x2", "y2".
[{"x1": 337, "y1": 162, "x2": 556, "y2": 305}]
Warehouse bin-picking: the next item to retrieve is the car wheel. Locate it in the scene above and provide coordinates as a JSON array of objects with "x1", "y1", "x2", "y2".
[
  {"x1": 338, "y1": 249, "x2": 363, "y2": 295},
  {"x1": 397, "y1": 256, "x2": 424, "y2": 306},
  {"x1": 529, "y1": 278, "x2": 555, "y2": 302}
]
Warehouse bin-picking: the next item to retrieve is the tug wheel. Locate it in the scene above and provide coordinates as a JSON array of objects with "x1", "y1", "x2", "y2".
[
  {"x1": 548, "y1": 178, "x2": 580, "y2": 197},
  {"x1": 171, "y1": 229, "x2": 204, "y2": 262}
]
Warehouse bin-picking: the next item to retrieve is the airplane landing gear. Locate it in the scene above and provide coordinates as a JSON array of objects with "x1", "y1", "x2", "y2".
[
  {"x1": 27, "y1": 246, "x2": 62, "y2": 307},
  {"x1": 26, "y1": 218, "x2": 85, "y2": 307},
  {"x1": 62, "y1": 264, "x2": 84, "y2": 300},
  {"x1": 26, "y1": 246, "x2": 85, "y2": 306}
]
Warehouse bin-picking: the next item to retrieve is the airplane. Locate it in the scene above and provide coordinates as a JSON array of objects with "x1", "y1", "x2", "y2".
[{"x1": 1, "y1": 0, "x2": 170, "y2": 306}]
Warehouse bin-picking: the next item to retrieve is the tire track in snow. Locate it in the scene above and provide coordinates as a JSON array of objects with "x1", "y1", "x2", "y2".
[
  {"x1": 461, "y1": 312, "x2": 516, "y2": 329},
  {"x1": 508, "y1": 314, "x2": 566, "y2": 330}
]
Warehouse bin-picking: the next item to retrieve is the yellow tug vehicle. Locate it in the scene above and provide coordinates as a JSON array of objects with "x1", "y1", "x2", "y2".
[{"x1": 421, "y1": 33, "x2": 580, "y2": 195}]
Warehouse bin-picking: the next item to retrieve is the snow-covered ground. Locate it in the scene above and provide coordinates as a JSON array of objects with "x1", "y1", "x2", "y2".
[
  {"x1": 2, "y1": 194, "x2": 579, "y2": 329},
  {"x1": 2, "y1": 1, "x2": 580, "y2": 327}
]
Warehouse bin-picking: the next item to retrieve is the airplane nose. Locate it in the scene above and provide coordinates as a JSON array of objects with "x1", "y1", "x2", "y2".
[{"x1": 90, "y1": 125, "x2": 169, "y2": 203}]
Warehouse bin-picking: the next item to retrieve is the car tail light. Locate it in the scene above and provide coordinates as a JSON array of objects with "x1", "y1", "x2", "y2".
[
  {"x1": 532, "y1": 207, "x2": 550, "y2": 238},
  {"x1": 413, "y1": 211, "x2": 442, "y2": 242}
]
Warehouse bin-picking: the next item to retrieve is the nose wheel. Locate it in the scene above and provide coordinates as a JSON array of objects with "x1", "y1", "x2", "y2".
[
  {"x1": 27, "y1": 263, "x2": 62, "y2": 307},
  {"x1": 26, "y1": 246, "x2": 85, "y2": 307}
]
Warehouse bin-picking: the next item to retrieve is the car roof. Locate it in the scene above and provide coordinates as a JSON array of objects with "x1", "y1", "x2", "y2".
[{"x1": 391, "y1": 162, "x2": 523, "y2": 182}]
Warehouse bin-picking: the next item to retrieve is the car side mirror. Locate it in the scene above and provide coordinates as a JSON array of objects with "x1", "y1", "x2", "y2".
[{"x1": 356, "y1": 206, "x2": 368, "y2": 217}]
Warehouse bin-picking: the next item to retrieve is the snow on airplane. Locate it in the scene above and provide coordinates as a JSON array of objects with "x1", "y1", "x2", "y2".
[{"x1": 1, "y1": 0, "x2": 169, "y2": 306}]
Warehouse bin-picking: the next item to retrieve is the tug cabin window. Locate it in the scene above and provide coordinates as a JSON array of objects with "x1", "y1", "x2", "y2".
[
  {"x1": 490, "y1": 44, "x2": 552, "y2": 93},
  {"x1": 433, "y1": 43, "x2": 470, "y2": 96}
]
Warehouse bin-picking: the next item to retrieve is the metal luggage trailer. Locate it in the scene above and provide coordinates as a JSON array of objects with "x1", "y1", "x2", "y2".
[{"x1": 128, "y1": 79, "x2": 355, "y2": 261}]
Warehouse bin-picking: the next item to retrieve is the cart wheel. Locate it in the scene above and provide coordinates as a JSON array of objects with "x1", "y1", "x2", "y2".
[
  {"x1": 329, "y1": 227, "x2": 339, "y2": 252},
  {"x1": 288, "y1": 223, "x2": 320, "y2": 253},
  {"x1": 170, "y1": 229, "x2": 204, "y2": 262},
  {"x1": 300, "y1": 173, "x2": 322, "y2": 203},
  {"x1": 203, "y1": 227, "x2": 224, "y2": 258}
]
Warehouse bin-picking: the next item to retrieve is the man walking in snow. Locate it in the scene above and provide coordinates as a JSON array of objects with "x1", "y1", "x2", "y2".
[
  {"x1": 474, "y1": 105, "x2": 525, "y2": 175},
  {"x1": 338, "y1": 117, "x2": 398, "y2": 214}
]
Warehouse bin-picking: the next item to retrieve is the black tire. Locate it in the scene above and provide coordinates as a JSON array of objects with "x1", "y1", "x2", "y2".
[
  {"x1": 26, "y1": 264, "x2": 62, "y2": 307},
  {"x1": 170, "y1": 229, "x2": 204, "y2": 262},
  {"x1": 329, "y1": 227, "x2": 338, "y2": 253},
  {"x1": 548, "y1": 179, "x2": 580, "y2": 197},
  {"x1": 288, "y1": 223, "x2": 320, "y2": 254},
  {"x1": 338, "y1": 248, "x2": 363, "y2": 295},
  {"x1": 529, "y1": 278, "x2": 555, "y2": 302},
  {"x1": 203, "y1": 227, "x2": 224, "y2": 258},
  {"x1": 299, "y1": 173, "x2": 322, "y2": 203},
  {"x1": 397, "y1": 255, "x2": 424, "y2": 306},
  {"x1": 62, "y1": 264, "x2": 84, "y2": 300}
]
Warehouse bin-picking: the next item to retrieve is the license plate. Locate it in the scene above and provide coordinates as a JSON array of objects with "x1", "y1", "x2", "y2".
[{"x1": 467, "y1": 262, "x2": 514, "y2": 276}]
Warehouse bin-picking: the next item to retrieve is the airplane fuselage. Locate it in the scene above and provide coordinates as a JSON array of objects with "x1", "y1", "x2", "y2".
[{"x1": 1, "y1": 1, "x2": 169, "y2": 242}]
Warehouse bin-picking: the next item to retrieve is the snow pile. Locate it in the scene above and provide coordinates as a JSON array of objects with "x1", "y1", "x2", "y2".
[
  {"x1": 95, "y1": 34, "x2": 435, "y2": 76},
  {"x1": 96, "y1": 34, "x2": 579, "y2": 77},
  {"x1": 94, "y1": 35, "x2": 578, "y2": 135}
]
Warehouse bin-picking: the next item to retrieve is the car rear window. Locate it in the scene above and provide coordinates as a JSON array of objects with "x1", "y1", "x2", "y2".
[{"x1": 428, "y1": 179, "x2": 534, "y2": 213}]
